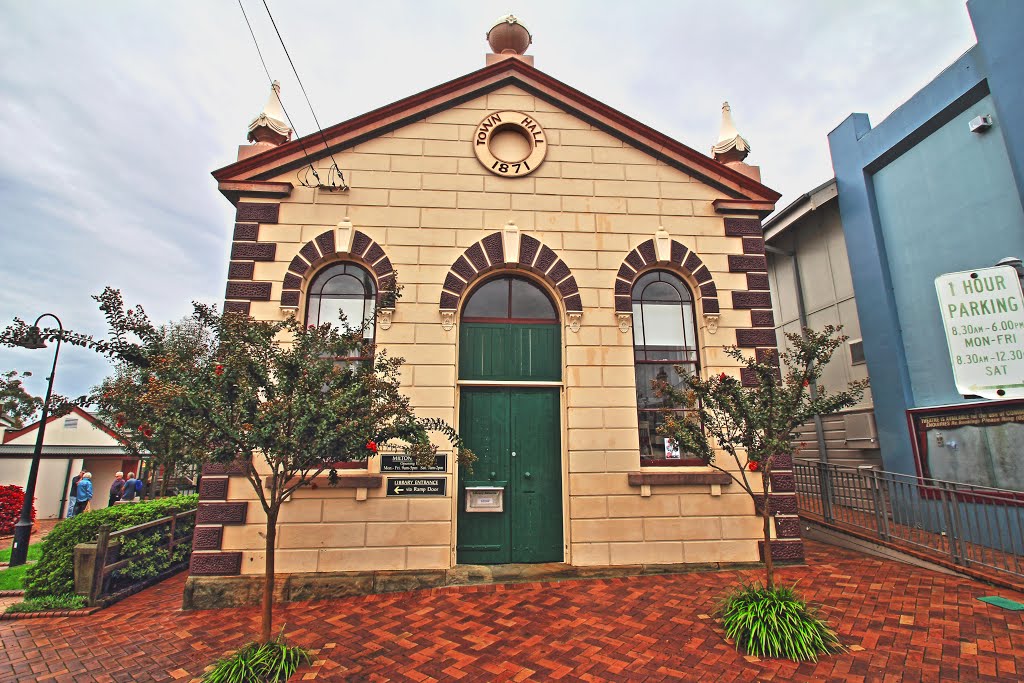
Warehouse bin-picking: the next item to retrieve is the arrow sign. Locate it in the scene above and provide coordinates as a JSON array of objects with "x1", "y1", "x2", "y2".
[{"x1": 386, "y1": 477, "x2": 447, "y2": 497}]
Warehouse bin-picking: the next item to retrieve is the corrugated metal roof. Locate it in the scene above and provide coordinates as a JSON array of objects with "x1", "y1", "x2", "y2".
[{"x1": 0, "y1": 445, "x2": 147, "y2": 458}]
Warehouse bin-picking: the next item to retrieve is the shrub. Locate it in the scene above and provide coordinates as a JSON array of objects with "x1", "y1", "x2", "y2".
[
  {"x1": 0, "y1": 485, "x2": 35, "y2": 535},
  {"x1": 719, "y1": 582, "x2": 843, "y2": 662},
  {"x1": 5, "y1": 594, "x2": 87, "y2": 613},
  {"x1": 202, "y1": 637, "x2": 311, "y2": 683},
  {"x1": 24, "y1": 494, "x2": 197, "y2": 599}
]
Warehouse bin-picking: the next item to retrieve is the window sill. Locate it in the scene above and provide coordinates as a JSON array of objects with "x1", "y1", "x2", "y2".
[{"x1": 628, "y1": 471, "x2": 732, "y2": 487}]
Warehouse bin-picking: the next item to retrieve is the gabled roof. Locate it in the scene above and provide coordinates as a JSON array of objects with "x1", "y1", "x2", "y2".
[
  {"x1": 762, "y1": 178, "x2": 838, "y2": 242},
  {"x1": 2, "y1": 405, "x2": 122, "y2": 444},
  {"x1": 213, "y1": 58, "x2": 780, "y2": 206}
]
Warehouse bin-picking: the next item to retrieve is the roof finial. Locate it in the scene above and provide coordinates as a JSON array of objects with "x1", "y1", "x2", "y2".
[
  {"x1": 485, "y1": 14, "x2": 535, "y2": 66},
  {"x1": 711, "y1": 101, "x2": 750, "y2": 164},
  {"x1": 247, "y1": 80, "x2": 292, "y2": 146}
]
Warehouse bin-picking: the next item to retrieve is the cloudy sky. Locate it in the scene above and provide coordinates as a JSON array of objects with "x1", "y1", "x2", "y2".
[{"x1": 0, "y1": 0, "x2": 977, "y2": 400}]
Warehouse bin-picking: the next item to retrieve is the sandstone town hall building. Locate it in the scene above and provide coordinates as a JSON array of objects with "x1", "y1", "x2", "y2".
[{"x1": 188, "y1": 17, "x2": 793, "y2": 597}]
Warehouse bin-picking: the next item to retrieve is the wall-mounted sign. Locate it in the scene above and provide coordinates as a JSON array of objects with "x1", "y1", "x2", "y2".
[
  {"x1": 473, "y1": 110, "x2": 546, "y2": 177},
  {"x1": 380, "y1": 453, "x2": 447, "y2": 473},
  {"x1": 386, "y1": 477, "x2": 447, "y2": 497},
  {"x1": 935, "y1": 265, "x2": 1024, "y2": 399}
]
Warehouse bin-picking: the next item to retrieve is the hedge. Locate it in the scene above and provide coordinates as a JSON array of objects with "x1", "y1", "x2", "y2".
[{"x1": 24, "y1": 494, "x2": 198, "y2": 600}]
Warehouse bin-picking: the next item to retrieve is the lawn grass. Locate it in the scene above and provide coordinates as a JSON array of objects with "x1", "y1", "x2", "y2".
[
  {"x1": 0, "y1": 543, "x2": 43, "y2": 564},
  {"x1": 0, "y1": 563, "x2": 30, "y2": 591}
]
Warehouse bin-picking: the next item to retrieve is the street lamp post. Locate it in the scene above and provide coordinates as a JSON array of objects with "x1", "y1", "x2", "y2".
[{"x1": 9, "y1": 314, "x2": 63, "y2": 567}]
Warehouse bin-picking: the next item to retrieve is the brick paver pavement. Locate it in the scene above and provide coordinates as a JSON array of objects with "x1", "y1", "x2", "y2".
[{"x1": 0, "y1": 540, "x2": 1022, "y2": 682}]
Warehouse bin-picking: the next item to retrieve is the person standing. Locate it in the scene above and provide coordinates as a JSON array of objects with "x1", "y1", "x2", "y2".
[
  {"x1": 120, "y1": 472, "x2": 139, "y2": 502},
  {"x1": 73, "y1": 472, "x2": 93, "y2": 515},
  {"x1": 108, "y1": 471, "x2": 125, "y2": 507},
  {"x1": 66, "y1": 470, "x2": 85, "y2": 518}
]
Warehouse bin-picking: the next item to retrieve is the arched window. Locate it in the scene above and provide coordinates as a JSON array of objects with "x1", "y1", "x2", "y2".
[
  {"x1": 632, "y1": 270, "x2": 700, "y2": 465},
  {"x1": 462, "y1": 276, "x2": 558, "y2": 322},
  {"x1": 460, "y1": 275, "x2": 560, "y2": 381},
  {"x1": 306, "y1": 262, "x2": 376, "y2": 342}
]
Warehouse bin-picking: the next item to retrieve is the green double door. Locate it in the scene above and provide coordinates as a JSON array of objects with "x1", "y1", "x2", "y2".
[{"x1": 457, "y1": 387, "x2": 563, "y2": 564}]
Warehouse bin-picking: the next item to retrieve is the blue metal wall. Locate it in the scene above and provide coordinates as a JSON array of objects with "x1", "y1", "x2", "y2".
[{"x1": 827, "y1": 0, "x2": 1024, "y2": 475}]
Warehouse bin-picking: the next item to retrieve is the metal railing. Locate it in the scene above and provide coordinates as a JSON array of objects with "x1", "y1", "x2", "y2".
[
  {"x1": 794, "y1": 459, "x2": 1024, "y2": 581},
  {"x1": 86, "y1": 508, "x2": 196, "y2": 606}
]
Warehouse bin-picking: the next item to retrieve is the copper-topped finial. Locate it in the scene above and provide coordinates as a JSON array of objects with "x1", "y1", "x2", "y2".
[{"x1": 487, "y1": 14, "x2": 532, "y2": 55}]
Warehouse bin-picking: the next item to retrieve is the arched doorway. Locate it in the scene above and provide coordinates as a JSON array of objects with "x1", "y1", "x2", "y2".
[{"x1": 457, "y1": 275, "x2": 564, "y2": 564}]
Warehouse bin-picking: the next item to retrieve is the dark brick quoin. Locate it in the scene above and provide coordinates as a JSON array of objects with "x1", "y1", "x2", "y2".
[
  {"x1": 732, "y1": 290, "x2": 773, "y2": 309},
  {"x1": 683, "y1": 251, "x2": 703, "y2": 274},
  {"x1": 190, "y1": 552, "x2": 243, "y2": 576},
  {"x1": 775, "y1": 516, "x2": 802, "y2": 539},
  {"x1": 692, "y1": 267, "x2": 712, "y2": 284},
  {"x1": 466, "y1": 243, "x2": 489, "y2": 271},
  {"x1": 231, "y1": 242, "x2": 277, "y2": 261},
  {"x1": 724, "y1": 217, "x2": 762, "y2": 236},
  {"x1": 351, "y1": 231, "x2": 372, "y2": 257},
  {"x1": 227, "y1": 261, "x2": 254, "y2": 280},
  {"x1": 563, "y1": 294, "x2": 583, "y2": 313},
  {"x1": 364, "y1": 242, "x2": 386, "y2": 265},
  {"x1": 439, "y1": 292, "x2": 459, "y2": 310},
  {"x1": 225, "y1": 281, "x2": 272, "y2": 301},
  {"x1": 614, "y1": 278, "x2": 630, "y2": 295},
  {"x1": 740, "y1": 367, "x2": 759, "y2": 387},
  {"x1": 281, "y1": 291, "x2": 300, "y2": 308},
  {"x1": 747, "y1": 272, "x2": 770, "y2": 290},
  {"x1": 615, "y1": 295, "x2": 632, "y2": 313},
  {"x1": 232, "y1": 223, "x2": 259, "y2": 241},
  {"x1": 753, "y1": 494, "x2": 798, "y2": 516},
  {"x1": 728, "y1": 254, "x2": 768, "y2": 272},
  {"x1": 772, "y1": 453, "x2": 793, "y2": 469},
  {"x1": 637, "y1": 240, "x2": 656, "y2": 264},
  {"x1": 235, "y1": 202, "x2": 279, "y2": 224},
  {"x1": 314, "y1": 230, "x2": 335, "y2": 256},
  {"x1": 451, "y1": 256, "x2": 476, "y2": 281},
  {"x1": 759, "y1": 540, "x2": 805, "y2": 563},
  {"x1": 223, "y1": 301, "x2": 250, "y2": 315},
  {"x1": 197, "y1": 502, "x2": 248, "y2": 525},
  {"x1": 548, "y1": 260, "x2": 571, "y2": 284},
  {"x1": 742, "y1": 237, "x2": 766, "y2": 255},
  {"x1": 700, "y1": 282, "x2": 717, "y2": 297},
  {"x1": 519, "y1": 234, "x2": 540, "y2": 266},
  {"x1": 192, "y1": 527, "x2": 224, "y2": 551},
  {"x1": 201, "y1": 461, "x2": 248, "y2": 476},
  {"x1": 751, "y1": 309, "x2": 775, "y2": 327},
  {"x1": 481, "y1": 232, "x2": 504, "y2": 265},
  {"x1": 372, "y1": 257, "x2": 393, "y2": 278},
  {"x1": 299, "y1": 240, "x2": 321, "y2": 264},
  {"x1": 442, "y1": 273, "x2": 466, "y2": 295},
  {"x1": 557, "y1": 277, "x2": 579, "y2": 298},
  {"x1": 702, "y1": 298, "x2": 720, "y2": 314},
  {"x1": 769, "y1": 472, "x2": 796, "y2": 493},
  {"x1": 534, "y1": 245, "x2": 558, "y2": 274},
  {"x1": 624, "y1": 250, "x2": 645, "y2": 272},
  {"x1": 283, "y1": 273, "x2": 302, "y2": 290},
  {"x1": 756, "y1": 347, "x2": 779, "y2": 365},
  {"x1": 735, "y1": 328, "x2": 777, "y2": 348},
  {"x1": 198, "y1": 478, "x2": 229, "y2": 501},
  {"x1": 616, "y1": 263, "x2": 636, "y2": 281},
  {"x1": 288, "y1": 256, "x2": 309, "y2": 275},
  {"x1": 670, "y1": 240, "x2": 688, "y2": 264}
]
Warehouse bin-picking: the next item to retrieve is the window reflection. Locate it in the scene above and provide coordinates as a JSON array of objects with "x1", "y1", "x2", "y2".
[{"x1": 632, "y1": 270, "x2": 699, "y2": 464}]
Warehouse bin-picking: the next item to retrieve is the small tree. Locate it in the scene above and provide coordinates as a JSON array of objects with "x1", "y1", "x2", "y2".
[
  {"x1": 656, "y1": 325, "x2": 867, "y2": 589},
  {"x1": 91, "y1": 317, "x2": 218, "y2": 497},
  {"x1": 1, "y1": 370, "x2": 78, "y2": 428},
  {"x1": 65, "y1": 289, "x2": 474, "y2": 645}
]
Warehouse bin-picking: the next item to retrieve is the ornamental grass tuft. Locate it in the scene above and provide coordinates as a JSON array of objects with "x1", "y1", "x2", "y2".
[
  {"x1": 202, "y1": 637, "x2": 311, "y2": 683},
  {"x1": 719, "y1": 582, "x2": 843, "y2": 662}
]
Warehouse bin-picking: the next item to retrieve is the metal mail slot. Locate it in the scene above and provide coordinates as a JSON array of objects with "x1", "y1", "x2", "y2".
[{"x1": 465, "y1": 485, "x2": 504, "y2": 513}]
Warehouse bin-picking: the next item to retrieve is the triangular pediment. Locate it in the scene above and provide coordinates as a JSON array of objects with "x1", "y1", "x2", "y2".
[{"x1": 214, "y1": 59, "x2": 779, "y2": 206}]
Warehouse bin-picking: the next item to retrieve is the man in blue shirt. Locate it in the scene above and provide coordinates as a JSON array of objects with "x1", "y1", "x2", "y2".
[{"x1": 73, "y1": 472, "x2": 93, "y2": 515}]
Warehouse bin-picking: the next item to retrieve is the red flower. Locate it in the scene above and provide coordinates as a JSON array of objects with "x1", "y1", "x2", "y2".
[
  {"x1": 748, "y1": 461, "x2": 760, "y2": 472},
  {"x1": 803, "y1": 378, "x2": 810, "y2": 387},
  {"x1": 139, "y1": 424, "x2": 153, "y2": 438},
  {"x1": 214, "y1": 364, "x2": 224, "y2": 376},
  {"x1": 366, "y1": 440, "x2": 378, "y2": 453},
  {"x1": 719, "y1": 373, "x2": 728, "y2": 381}
]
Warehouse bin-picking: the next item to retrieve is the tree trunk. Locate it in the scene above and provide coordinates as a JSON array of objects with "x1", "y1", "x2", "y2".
[
  {"x1": 261, "y1": 504, "x2": 279, "y2": 643},
  {"x1": 761, "y1": 462, "x2": 775, "y2": 590}
]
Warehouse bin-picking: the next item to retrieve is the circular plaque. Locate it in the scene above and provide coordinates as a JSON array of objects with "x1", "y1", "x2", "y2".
[{"x1": 473, "y1": 110, "x2": 547, "y2": 177}]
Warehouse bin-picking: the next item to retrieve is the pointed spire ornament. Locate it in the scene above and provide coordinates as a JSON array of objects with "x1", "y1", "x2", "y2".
[
  {"x1": 247, "y1": 80, "x2": 292, "y2": 146},
  {"x1": 711, "y1": 101, "x2": 751, "y2": 165}
]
